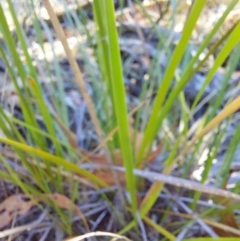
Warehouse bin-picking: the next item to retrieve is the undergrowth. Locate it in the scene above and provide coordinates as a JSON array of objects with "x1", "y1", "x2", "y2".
[{"x1": 0, "y1": 0, "x2": 240, "y2": 240}]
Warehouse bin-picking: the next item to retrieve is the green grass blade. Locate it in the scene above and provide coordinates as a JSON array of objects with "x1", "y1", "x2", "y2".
[
  {"x1": 0, "y1": 137, "x2": 108, "y2": 188},
  {"x1": 7, "y1": 0, "x2": 65, "y2": 156},
  {"x1": 191, "y1": 21, "x2": 240, "y2": 110},
  {"x1": 93, "y1": 0, "x2": 137, "y2": 214},
  {"x1": 136, "y1": 0, "x2": 238, "y2": 166},
  {"x1": 136, "y1": 0, "x2": 208, "y2": 165},
  {"x1": 0, "y1": 5, "x2": 46, "y2": 148}
]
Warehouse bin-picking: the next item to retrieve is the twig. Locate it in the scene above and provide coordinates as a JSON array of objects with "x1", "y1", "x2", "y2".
[
  {"x1": 64, "y1": 231, "x2": 132, "y2": 241},
  {"x1": 0, "y1": 212, "x2": 49, "y2": 239},
  {"x1": 85, "y1": 163, "x2": 240, "y2": 202},
  {"x1": 175, "y1": 196, "x2": 218, "y2": 237}
]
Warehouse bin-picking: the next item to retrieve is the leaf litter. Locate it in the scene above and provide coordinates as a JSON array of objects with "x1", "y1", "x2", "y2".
[{"x1": 0, "y1": 193, "x2": 88, "y2": 231}]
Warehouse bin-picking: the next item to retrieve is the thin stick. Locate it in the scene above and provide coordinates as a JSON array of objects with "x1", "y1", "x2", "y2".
[
  {"x1": 86, "y1": 164, "x2": 240, "y2": 202},
  {"x1": 64, "y1": 231, "x2": 132, "y2": 241},
  {"x1": 42, "y1": 0, "x2": 103, "y2": 143}
]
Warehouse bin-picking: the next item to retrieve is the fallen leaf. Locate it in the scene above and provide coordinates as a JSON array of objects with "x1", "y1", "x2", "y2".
[
  {"x1": 0, "y1": 193, "x2": 89, "y2": 231},
  {"x1": 43, "y1": 193, "x2": 89, "y2": 231},
  {"x1": 0, "y1": 194, "x2": 34, "y2": 229},
  {"x1": 79, "y1": 127, "x2": 162, "y2": 186}
]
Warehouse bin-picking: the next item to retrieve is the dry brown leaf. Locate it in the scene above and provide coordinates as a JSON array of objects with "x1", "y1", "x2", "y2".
[
  {"x1": 79, "y1": 149, "x2": 125, "y2": 186},
  {"x1": 79, "y1": 134, "x2": 162, "y2": 186},
  {"x1": 43, "y1": 193, "x2": 89, "y2": 231},
  {"x1": 0, "y1": 194, "x2": 34, "y2": 229},
  {"x1": 76, "y1": 117, "x2": 162, "y2": 186},
  {"x1": 92, "y1": 170, "x2": 126, "y2": 186},
  {"x1": 0, "y1": 193, "x2": 89, "y2": 231},
  {"x1": 147, "y1": 141, "x2": 163, "y2": 164}
]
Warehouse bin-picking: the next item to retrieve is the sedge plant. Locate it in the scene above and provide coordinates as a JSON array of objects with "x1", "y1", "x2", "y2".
[{"x1": 0, "y1": 0, "x2": 240, "y2": 239}]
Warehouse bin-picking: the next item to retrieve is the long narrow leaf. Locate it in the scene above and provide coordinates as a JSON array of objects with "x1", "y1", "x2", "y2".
[
  {"x1": 136, "y1": 0, "x2": 208, "y2": 165},
  {"x1": 93, "y1": 0, "x2": 137, "y2": 214}
]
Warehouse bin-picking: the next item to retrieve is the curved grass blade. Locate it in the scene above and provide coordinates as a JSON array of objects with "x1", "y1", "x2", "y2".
[
  {"x1": 175, "y1": 95, "x2": 240, "y2": 167},
  {"x1": 136, "y1": 0, "x2": 238, "y2": 166},
  {"x1": 0, "y1": 6, "x2": 46, "y2": 147},
  {"x1": 136, "y1": 0, "x2": 208, "y2": 165},
  {"x1": 191, "y1": 21, "x2": 240, "y2": 110},
  {"x1": 0, "y1": 137, "x2": 108, "y2": 188}
]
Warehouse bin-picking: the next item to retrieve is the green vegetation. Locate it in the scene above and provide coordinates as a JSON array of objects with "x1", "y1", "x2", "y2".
[{"x1": 0, "y1": 0, "x2": 240, "y2": 240}]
